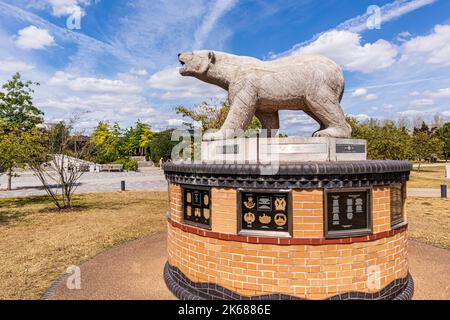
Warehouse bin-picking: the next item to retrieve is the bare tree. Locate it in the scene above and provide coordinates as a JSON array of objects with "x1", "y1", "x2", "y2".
[{"x1": 27, "y1": 120, "x2": 88, "y2": 210}]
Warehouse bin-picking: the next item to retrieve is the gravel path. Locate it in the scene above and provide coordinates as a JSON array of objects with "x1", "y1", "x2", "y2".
[
  {"x1": 0, "y1": 170, "x2": 167, "y2": 197},
  {"x1": 45, "y1": 234, "x2": 449, "y2": 300}
]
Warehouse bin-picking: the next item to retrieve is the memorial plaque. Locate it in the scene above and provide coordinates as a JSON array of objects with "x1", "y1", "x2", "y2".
[
  {"x1": 325, "y1": 188, "x2": 371, "y2": 238},
  {"x1": 217, "y1": 144, "x2": 239, "y2": 155},
  {"x1": 390, "y1": 183, "x2": 406, "y2": 227},
  {"x1": 183, "y1": 185, "x2": 211, "y2": 229},
  {"x1": 336, "y1": 144, "x2": 366, "y2": 154},
  {"x1": 239, "y1": 190, "x2": 291, "y2": 235}
]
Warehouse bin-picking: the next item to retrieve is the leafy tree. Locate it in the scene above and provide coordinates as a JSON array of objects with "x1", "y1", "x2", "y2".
[
  {"x1": 122, "y1": 121, "x2": 155, "y2": 157},
  {"x1": 0, "y1": 128, "x2": 32, "y2": 190},
  {"x1": 0, "y1": 72, "x2": 43, "y2": 131},
  {"x1": 412, "y1": 125, "x2": 444, "y2": 171},
  {"x1": 149, "y1": 129, "x2": 178, "y2": 164},
  {"x1": 436, "y1": 122, "x2": 450, "y2": 161},
  {"x1": 176, "y1": 102, "x2": 261, "y2": 132},
  {"x1": 349, "y1": 117, "x2": 413, "y2": 160},
  {"x1": 0, "y1": 73, "x2": 44, "y2": 190},
  {"x1": 90, "y1": 122, "x2": 123, "y2": 163}
]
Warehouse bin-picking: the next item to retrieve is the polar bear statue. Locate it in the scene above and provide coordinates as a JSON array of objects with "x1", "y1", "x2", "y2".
[{"x1": 178, "y1": 50, "x2": 352, "y2": 140}]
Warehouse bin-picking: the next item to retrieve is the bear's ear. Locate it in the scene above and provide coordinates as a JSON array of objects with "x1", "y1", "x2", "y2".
[{"x1": 208, "y1": 51, "x2": 216, "y2": 64}]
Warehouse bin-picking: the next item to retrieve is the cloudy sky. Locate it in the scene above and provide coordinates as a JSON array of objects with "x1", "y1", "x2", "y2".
[{"x1": 0, "y1": 0, "x2": 449, "y2": 135}]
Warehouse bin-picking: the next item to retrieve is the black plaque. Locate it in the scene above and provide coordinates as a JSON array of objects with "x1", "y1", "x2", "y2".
[
  {"x1": 390, "y1": 183, "x2": 406, "y2": 227},
  {"x1": 183, "y1": 186, "x2": 211, "y2": 229},
  {"x1": 336, "y1": 144, "x2": 366, "y2": 154},
  {"x1": 218, "y1": 144, "x2": 239, "y2": 154},
  {"x1": 325, "y1": 188, "x2": 371, "y2": 238},
  {"x1": 239, "y1": 190, "x2": 291, "y2": 234}
]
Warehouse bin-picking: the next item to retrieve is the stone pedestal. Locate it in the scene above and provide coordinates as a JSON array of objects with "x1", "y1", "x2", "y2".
[
  {"x1": 162, "y1": 160, "x2": 414, "y2": 300},
  {"x1": 201, "y1": 137, "x2": 366, "y2": 163}
]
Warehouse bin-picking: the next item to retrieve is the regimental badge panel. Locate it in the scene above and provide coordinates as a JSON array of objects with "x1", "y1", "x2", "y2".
[
  {"x1": 238, "y1": 189, "x2": 292, "y2": 236},
  {"x1": 182, "y1": 185, "x2": 211, "y2": 229}
]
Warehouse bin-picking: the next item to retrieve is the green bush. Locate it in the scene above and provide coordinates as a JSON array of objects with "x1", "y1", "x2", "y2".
[{"x1": 113, "y1": 158, "x2": 138, "y2": 171}]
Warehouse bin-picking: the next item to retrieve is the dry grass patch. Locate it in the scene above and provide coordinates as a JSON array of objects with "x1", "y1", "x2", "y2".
[
  {"x1": 409, "y1": 166, "x2": 449, "y2": 188},
  {"x1": 407, "y1": 197, "x2": 450, "y2": 249},
  {"x1": 0, "y1": 191, "x2": 168, "y2": 300}
]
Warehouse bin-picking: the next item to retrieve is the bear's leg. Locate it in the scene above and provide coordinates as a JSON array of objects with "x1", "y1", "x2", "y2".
[
  {"x1": 203, "y1": 85, "x2": 258, "y2": 141},
  {"x1": 305, "y1": 93, "x2": 351, "y2": 138},
  {"x1": 255, "y1": 111, "x2": 279, "y2": 138},
  {"x1": 303, "y1": 110, "x2": 325, "y2": 135}
]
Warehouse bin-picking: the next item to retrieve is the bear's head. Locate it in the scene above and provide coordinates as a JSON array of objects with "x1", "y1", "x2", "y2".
[{"x1": 178, "y1": 51, "x2": 216, "y2": 77}]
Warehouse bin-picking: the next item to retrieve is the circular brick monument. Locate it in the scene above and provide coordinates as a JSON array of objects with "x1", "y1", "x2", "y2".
[
  {"x1": 162, "y1": 146, "x2": 414, "y2": 300},
  {"x1": 162, "y1": 50, "x2": 413, "y2": 300}
]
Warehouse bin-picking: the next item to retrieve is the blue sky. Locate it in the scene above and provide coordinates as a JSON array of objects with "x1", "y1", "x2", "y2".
[{"x1": 0, "y1": 0, "x2": 449, "y2": 135}]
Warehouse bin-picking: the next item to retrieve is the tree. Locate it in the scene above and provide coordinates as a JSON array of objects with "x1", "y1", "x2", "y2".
[
  {"x1": 176, "y1": 102, "x2": 261, "y2": 132},
  {"x1": 0, "y1": 73, "x2": 43, "y2": 190},
  {"x1": 0, "y1": 72, "x2": 43, "y2": 131},
  {"x1": 412, "y1": 125, "x2": 444, "y2": 171},
  {"x1": 25, "y1": 121, "x2": 87, "y2": 210},
  {"x1": 349, "y1": 117, "x2": 413, "y2": 160},
  {"x1": 122, "y1": 121, "x2": 155, "y2": 157},
  {"x1": 436, "y1": 122, "x2": 450, "y2": 162},
  {"x1": 149, "y1": 129, "x2": 178, "y2": 164},
  {"x1": 90, "y1": 122, "x2": 123, "y2": 163},
  {"x1": 0, "y1": 127, "x2": 32, "y2": 190}
]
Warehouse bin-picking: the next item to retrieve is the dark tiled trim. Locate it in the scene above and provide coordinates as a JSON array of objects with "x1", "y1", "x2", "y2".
[
  {"x1": 164, "y1": 263, "x2": 414, "y2": 300},
  {"x1": 163, "y1": 161, "x2": 411, "y2": 189},
  {"x1": 168, "y1": 218, "x2": 407, "y2": 245}
]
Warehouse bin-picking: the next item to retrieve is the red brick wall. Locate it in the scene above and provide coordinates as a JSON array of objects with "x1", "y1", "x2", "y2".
[{"x1": 166, "y1": 182, "x2": 409, "y2": 299}]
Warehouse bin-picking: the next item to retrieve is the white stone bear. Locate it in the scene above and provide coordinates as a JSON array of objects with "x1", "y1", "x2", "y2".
[{"x1": 178, "y1": 50, "x2": 351, "y2": 140}]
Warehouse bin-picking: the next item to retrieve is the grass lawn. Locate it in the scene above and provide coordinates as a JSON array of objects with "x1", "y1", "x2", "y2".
[
  {"x1": 0, "y1": 191, "x2": 448, "y2": 300},
  {"x1": 407, "y1": 197, "x2": 450, "y2": 250},
  {"x1": 409, "y1": 165, "x2": 449, "y2": 188},
  {"x1": 0, "y1": 191, "x2": 168, "y2": 300}
]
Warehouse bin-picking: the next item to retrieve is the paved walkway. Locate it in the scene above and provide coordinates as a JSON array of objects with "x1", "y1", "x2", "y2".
[
  {"x1": 45, "y1": 233, "x2": 449, "y2": 300},
  {"x1": 0, "y1": 170, "x2": 167, "y2": 198},
  {"x1": 408, "y1": 188, "x2": 443, "y2": 198},
  {"x1": 1, "y1": 171, "x2": 446, "y2": 199}
]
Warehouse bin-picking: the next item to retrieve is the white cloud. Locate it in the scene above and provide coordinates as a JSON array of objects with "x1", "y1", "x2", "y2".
[
  {"x1": 397, "y1": 110, "x2": 426, "y2": 117},
  {"x1": 351, "y1": 88, "x2": 378, "y2": 101},
  {"x1": 45, "y1": 0, "x2": 92, "y2": 17},
  {"x1": 349, "y1": 113, "x2": 371, "y2": 121},
  {"x1": 335, "y1": 0, "x2": 437, "y2": 34},
  {"x1": 275, "y1": 0, "x2": 435, "y2": 59},
  {"x1": 166, "y1": 118, "x2": 184, "y2": 127},
  {"x1": 410, "y1": 98, "x2": 434, "y2": 107},
  {"x1": 298, "y1": 30, "x2": 398, "y2": 73},
  {"x1": 402, "y1": 24, "x2": 450, "y2": 66},
  {"x1": 0, "y1": 59, "x2": 34, "y2": 73},
  {"x1": 147, "y1": 66, "x2": 226, "y2": 100},
  {"x1": 364, "y1": 93, "x2": 378, "y2": 101},
  {"x1": 410, "y1": 91, "x2": 420, "y2": 96},
  {"x1": 425, "y1": 88, "x2": 450, "y2": 99},
  {"x1": 48, "y1": 71, "x2": 141, "y2": 94},
  {"x1": 351, "y1": 88, "x2": 367, "y2": 97},
  {"x1": 396, "y1": 31, "x2": 412, "y2": 43},
  {"x1": 193, "y1": 0, "x2": 238, "y2": 49},
  {"x1": 14, "y1": 25, "x2": 55, "y2": 49},
  {"x1": 282, "y1": 113, "x2": 316, "y2": 126},
  {"x1": 129, "y1": 68, "x2": 148, "y2": 77}
]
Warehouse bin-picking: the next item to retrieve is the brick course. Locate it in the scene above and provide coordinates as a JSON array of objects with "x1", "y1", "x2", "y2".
[{"x1": 167, "y1": 182, "x2": 409, "y2": 300}]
